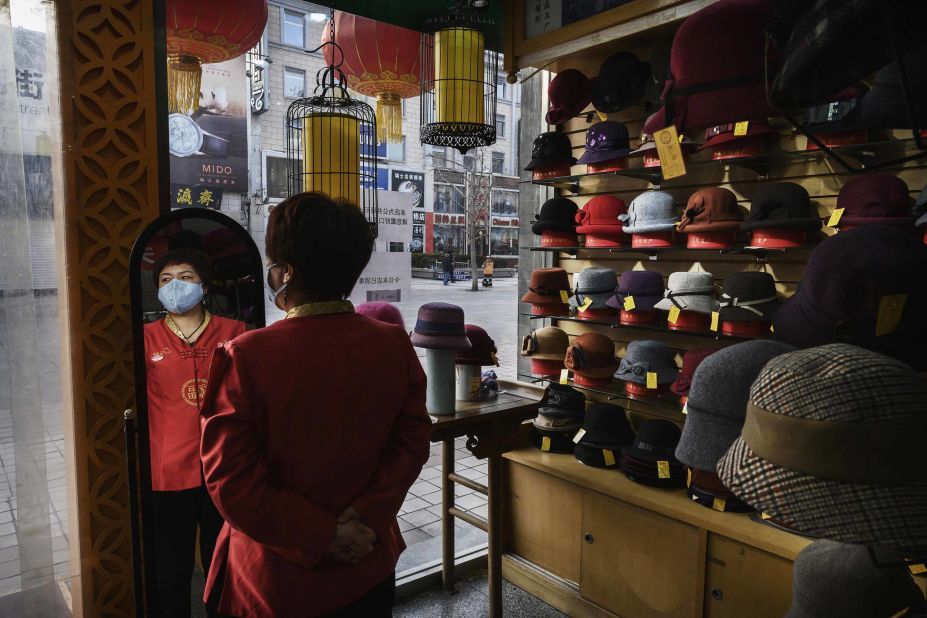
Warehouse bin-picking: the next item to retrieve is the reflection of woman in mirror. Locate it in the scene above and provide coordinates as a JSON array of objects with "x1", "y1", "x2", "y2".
[
  {"x1": 199, "y1": 194, "x2": 431, "y2": 616},
  {"x1": 144, "y1": 247, "x2": 245, "y2": 617}
]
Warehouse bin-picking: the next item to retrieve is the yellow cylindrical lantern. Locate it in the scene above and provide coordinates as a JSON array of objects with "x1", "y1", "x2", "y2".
[
  {"x1": 434, "y1": 27, "x2": 484, "y2": 125},
  {"x1": 301, "y1": 113, "x2": 360, "y2": 205}
]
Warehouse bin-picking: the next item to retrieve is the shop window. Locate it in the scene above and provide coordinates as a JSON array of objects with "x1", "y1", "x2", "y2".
[
  {"x1": 492, "y1": 151, "x2": 505, "y2": 175},
  {"x1": 389, "y1": 241, "x2": 404, "y2": 252},
  {"x1": 433, "y1": 224, "x2": 467, "y2": 253},
  {"x1": 283, "y1": 67, "x2": 305, "y2": 98},
  {"x1": 434, "y1": 184, "x2": 465, "y2": 214},
  {"x1": 266, "y1": 154, "x2": 299, "y2": 199},
  {"x1": 282, "y1": 9, "x2": 305, "y2": 47},
  {"x1": 492, "y1": 191, "x2": 518, "y2": 216},
  {"x1": 496, "y1": 116, "x2": 506, "y2": 138},
  {"x1": 491, "y1": 226, "x2": 519, "y2": 255},
  {"x1": 497, "y1": 75, "x2": 507, "y2": 100}
]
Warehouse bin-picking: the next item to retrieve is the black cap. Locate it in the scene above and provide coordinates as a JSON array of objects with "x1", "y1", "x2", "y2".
[{"x1": 525, "y1": 132, "x2": 577, "y2": 171}]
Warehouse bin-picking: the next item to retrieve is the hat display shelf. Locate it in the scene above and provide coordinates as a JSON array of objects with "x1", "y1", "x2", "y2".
[{"x1": 527, "y1": 313, "x2": 756, "y2": 343}]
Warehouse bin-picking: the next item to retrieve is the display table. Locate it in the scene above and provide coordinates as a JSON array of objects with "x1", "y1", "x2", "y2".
[{"x1": 429, "y1": 381, "x2": 545, "y2": 617}]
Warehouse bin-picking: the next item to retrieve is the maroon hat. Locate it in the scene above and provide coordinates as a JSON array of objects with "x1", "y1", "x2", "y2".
[
  {"x1": 356, "y1": 301, "x2": 405, "y2": 330},
  {"x1": 677, "y1": 187, "x2": 744, "y2": 233},
  {"x1": 456, "y1": 324, "x2": 499, "y2": 366},
  {"x1": 575, "y1": 195, "x2": 626, "y2": 235},
  {"x1": 521, "y1": 268, "x2": 572, "y2": 306},
  {"x1": 837, "y1": 173, "x2": 915, "y2": 229},
  {"x1": 546, "y1": 69, "x2": 592, "y2": 125},
  {"x1": 698, "y1": 121, "x2": 778, "y2": 151},
  {"x1": 410, "y1": 302, "x2": 472, "y2": 351},
  {"x1": 670, "y1": 348, "x2": 716, "y2": 397},
  {"x1": 644, "y1": 0, "x2": 778, "y2": 132},
  {"x1": 565, "y1": 333, "x2": 619, "y2": 379}
]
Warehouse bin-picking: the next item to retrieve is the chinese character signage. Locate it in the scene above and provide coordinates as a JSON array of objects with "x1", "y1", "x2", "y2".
[
  {"x1": 169, "y1": 56, "x2": 249, "y2": 191},
  {"x1": 350, "y1": 192, "x2": 412, "y2": 304},
  {"x1": 525, "y1": 0, "x2": 634, "y2": 39},
  {"x1": 391, "y1": 170, "x2": 426, "y2": 253},
  {"x1": 13, "y1": 28, "x2": 51, "y2": 156},
  {"x1": 171, "y1": 184, "x2": 223, "y2": 210}
]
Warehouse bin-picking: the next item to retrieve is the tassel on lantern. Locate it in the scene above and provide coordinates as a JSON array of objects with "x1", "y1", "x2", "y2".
[
  {"x1": 168, "y1": 54, "x2": 203, "y2": 115},
  {"x1": 376, "y1": 93, "x2": 403, "y2": 144}
]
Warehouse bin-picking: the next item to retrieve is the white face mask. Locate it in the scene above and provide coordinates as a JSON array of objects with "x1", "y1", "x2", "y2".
[
  {"x1": 266, "y1": 263, "x2": 288, "y2": 305},
  {"x1": 158, "y1": 279, "x2": 204, "y2": 314}
]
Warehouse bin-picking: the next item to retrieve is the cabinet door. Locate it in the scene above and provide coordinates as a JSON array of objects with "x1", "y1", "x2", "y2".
[
  {"x1": 580, "y1": 491, "x2": 703, "y2": 618},
  {"x1": 704, "y1": 534, "x2": 793, "y2": 618}
]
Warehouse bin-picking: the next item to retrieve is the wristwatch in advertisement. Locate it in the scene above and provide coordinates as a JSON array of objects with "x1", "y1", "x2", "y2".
[{"x1": 168, "y1": 113, "x2": 230, "y2": 157}]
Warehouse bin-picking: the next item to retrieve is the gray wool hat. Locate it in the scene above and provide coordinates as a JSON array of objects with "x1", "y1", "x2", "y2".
[
  {"x1": 614, "y1": 339, "x2": 679, "y2": 385},
  {"x1": 675, "y1": 340, "x2": 796, "y2": 470},
  {"x1": 569, "y1": 267, "x2": 618, "y2": 311},
  {"x1": 785, "y1": 540, "x2": 926, "y2": 618},
  {"x1": 653, "y1": 272, "x2": 719, "y2": 315},
  {"x1": 619, "y1": 190, "x2": 678, "y2": 234}
]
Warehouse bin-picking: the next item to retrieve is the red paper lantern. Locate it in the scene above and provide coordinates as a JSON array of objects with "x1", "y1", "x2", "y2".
[
  {"x1": 323, "y1": 12, "x2": 429, "y2": 143},
  {"x1": 166, "y1": 0, "x2": 268, "y2": 114}
]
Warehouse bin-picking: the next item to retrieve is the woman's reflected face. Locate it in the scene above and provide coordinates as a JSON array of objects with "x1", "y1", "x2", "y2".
[{"x1": 158, "y1": 262, "x2": 202, "y2": 288}]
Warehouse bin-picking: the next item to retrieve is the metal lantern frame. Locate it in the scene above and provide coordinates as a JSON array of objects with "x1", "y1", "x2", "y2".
[
  {"x1": 420, "y1": 0, "x2": 500, "y2": 154},
  {"x1": 285, "y1": 11, "x2": 379, "y2": 237}
]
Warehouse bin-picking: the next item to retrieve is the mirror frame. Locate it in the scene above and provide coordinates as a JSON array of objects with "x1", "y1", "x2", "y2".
[{"x1": 127, "y1": 207, "x2": 266, "y2": 615}]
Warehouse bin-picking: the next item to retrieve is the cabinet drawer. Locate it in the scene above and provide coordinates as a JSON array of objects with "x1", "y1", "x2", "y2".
[{"x1": 705, "y1": 533, "x2": 793, "y2": 618}]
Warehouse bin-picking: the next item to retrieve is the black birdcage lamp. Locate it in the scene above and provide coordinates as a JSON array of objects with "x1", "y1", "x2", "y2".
[
  {"x1": 420, "y1": 0, "x2": 499, "y2": 155},
  {"x1": 285, "y1": 9, "x2": 378, "y2": 237}
]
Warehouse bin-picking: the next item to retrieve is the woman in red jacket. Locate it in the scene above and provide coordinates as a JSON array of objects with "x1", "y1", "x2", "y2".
[
  {"x1": 200, "y1": 193, "x2": 431, "y2": 617},
  {"x1": 144, "y1": 247, "x2": 246, "y2": 617}
]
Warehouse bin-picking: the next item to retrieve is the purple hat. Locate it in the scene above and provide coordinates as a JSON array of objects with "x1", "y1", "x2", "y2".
[
  {"x1": 411, "y1": 302, "x2": 472, "y2": 351},
  {"x1": 356, "y1": 302, "x2": 405, "y2": 330},
  {"x1": 606, "y1": 270, "x2": 665, "y2": 311},
  {"x1": 836, "y1": 173, "x2": 914, "y2": 229},
  {"x1": 773, "y1": 226, "x2": 927, "y2": 370},
  {"x1": 576, "y1": 121, "x2": 632, "y2": 164}
]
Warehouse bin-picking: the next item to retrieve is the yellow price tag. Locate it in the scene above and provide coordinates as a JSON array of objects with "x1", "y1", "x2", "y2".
[
  {"x1": 734, "y1": 121, "x2": 749, "y2": 136},
  {"x1": 603, "y1": 449, "x2": 616, "y2": 466},
  {"x1": 760, "y1": 512, "x2": 772, "y2": 520},
  {"x1": 646, "y1": 371, "x2": 658, "y2": 389},
  {"x1": 686, "y1": 468, "x2": 692, "y2": 488},
  {"x1": 469, "y1": 376, "x2": 481, "y2": 395},
  {"x1": 623, "y1": 295, "x2": 636, "y2": 311},
  {"x1": 559, "y1": 290, "x2": 570, "y2": 303},
  {"x1": 668, "y1": 305, "x2": 681, "y2": 324},
  {"x1": 710, "y1": 311, "x2": 720, "y2": 332},
  {"x1": 596, "y1": 110, "x2": 608, "y2": 122},
  {"x1": 657, "y1": 460, "x2": 671, "y2": 478},
  {"x1": 712, "y1": 497, "x2": 727, "y2": 512},
  {"x1": 909, "y1": 563, "x2": 927, "y2": 575},
  {"x1": 876, "y1": 294, "x2": 907, "y2": 337},
  {"x1": 770, "y1": 324, "x2": 775, "y2": 333},
  {"x1": 541, "y1": 436, "x2": 551, "y2": 452},
  {"x1": 682, "y1": 402, "x2": 688, "y2": 415},
  {"x1": 559, "y1": 369, "x2": 570, "y2": 384},
  {"x1": 578, "y1": 296, "x2": 594, "y2": 313},
  {"x1": 573, "y1": 428, "x2": 587, "y2": 444},
  {"x1": 653, "y1": 125, "x2": 687, "y2": 180},
  {"x1": 827, "y1": 207, "x2": 845, "y2": 227}
]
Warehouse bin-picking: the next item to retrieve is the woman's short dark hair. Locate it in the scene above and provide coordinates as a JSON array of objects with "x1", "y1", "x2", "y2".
[
  {"x1": 265, "y1": 192, "x2": 374, "y2": 300},
  {"x1": 152, "y1": 248, "x2": 215, "y2": 287}
]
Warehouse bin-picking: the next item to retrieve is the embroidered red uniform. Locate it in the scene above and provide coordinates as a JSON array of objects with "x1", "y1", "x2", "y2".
[{"x1": 145, "y1": 315, "x2": 245, "y2": 491}]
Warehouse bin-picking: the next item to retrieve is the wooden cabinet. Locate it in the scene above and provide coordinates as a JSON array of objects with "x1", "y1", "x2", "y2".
[{"x1": 704, "y1": 535, "x2": 793, "y2": 618}]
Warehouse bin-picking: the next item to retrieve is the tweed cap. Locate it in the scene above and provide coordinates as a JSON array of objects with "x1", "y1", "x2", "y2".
[
  {"x1": 565, "y1": 332, "x2": 619, "y2": 379},
  {"x1": 717, "y1": 344, "x2": 927, "y2": 551},
  {"x1": 537, "y1": 383, "x2": 585, "y2": 420},
  {"x1": 456, "y1": 324, "x2": 498, "y2": 366},
  {"x1": 614, "y1": 339, "x2": 678, "y2": 385},
  {"x1": 356, "y1": 301, "x2": 406, "y2": 329},
  {"x1": 619, "y1": 191, "x2": 678, "y2": 234},
  {"x1": 606, "y1": 270, "x2": 665, "y2": 311},
  {"x1": 521, "y1": 268, "x2": 572, "y2": 306},
  {"x1": 837, "y1": 173, "x2": 914, "y2": 228},
  {"x1": 532, "y1": 197, "x2": 579, "y2": 235},
  {"x1": 772, "y1": 226, "x2": 927, "y2": 370},
  {"x1": 669, "y1": 348, "x2": 716, "y2": 397},
  {"x1": 410, "y1": 302, "x2": 472, "y2": 350},
  {"x1": 677, "y1": 187, "x2": 744, "y2": 234},
  {"x1": 718, "y1": 272, "x2": 781, "y2": 323},
  {"x1": 575, "y1": 195, "x2": 626, "y2": 234},
  {"x1": 525, "y1": 132, "x2": 577, "y2": 171},
  {"x1": 742, "y1": 182, "x2": 822, "y2": 232},
  {"x1": 521, "y1": 326, "x2": 570, "y2": 361},
  {"x1": 654, "y1": 272, "x2": 719, "y2": 315},
  {"x1": 570, "y1": 267, "x2": 618, "y2": 311},
  {"x1": 577, "y1": 121, "x2": 632, "y2": 164},
  {"x1": 576, "y1": 403, "x2": 634, "y2": 448},
  {"x1": 675, "y1": 340, "x2": 796, "y2": 470},
  {"x1": 785, "y1": 540, "x2": 927, "y2": 618}
]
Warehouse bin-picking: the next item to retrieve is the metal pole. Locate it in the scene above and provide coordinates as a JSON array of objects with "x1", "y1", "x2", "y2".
[
  {"x1": 124, "y1": 409, "x2": 145, "y2": 616},
  {"x1": 442, "y1": 439, "x2": 456, "y2": 591}
]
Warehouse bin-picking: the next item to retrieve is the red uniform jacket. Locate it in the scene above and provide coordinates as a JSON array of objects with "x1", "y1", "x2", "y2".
[
  {"x1": 199, "y1": 311, "x2": 430, "y2": 617},
  {"x1": 144, "y1": 315, "x2": 245, "y2": 491}
]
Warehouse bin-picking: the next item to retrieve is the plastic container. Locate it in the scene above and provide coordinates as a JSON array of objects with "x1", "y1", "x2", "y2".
[{"x1": 455, "y1": 364, "x2": 483, "y2": 401}]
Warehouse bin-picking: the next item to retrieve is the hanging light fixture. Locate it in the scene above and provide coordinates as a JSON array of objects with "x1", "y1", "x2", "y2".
[
  {"x1": 420, "y1": 0, "x2": 499, "y2": 154},
  {"x1": 285, "y1": 9, "x2": 378, "y2": 237}
]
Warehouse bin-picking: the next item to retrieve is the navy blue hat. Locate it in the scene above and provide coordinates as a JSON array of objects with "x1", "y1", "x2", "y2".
[{"x1": 577, "y1": 121, "x2": 632, "y2": 164}]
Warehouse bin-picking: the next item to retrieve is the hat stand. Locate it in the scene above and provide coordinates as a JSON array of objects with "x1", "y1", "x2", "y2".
[
  {"x1": 573, "y1": 373, "x2": 613, "y2": 388},
  {"x1": 540, "y1": 230, "x2": 579, "y2": 247},
  {"x1": 632, "y1": 231, "x2": 674, "y2": 248},
  {"x1": 531, "y1": 303, "x2": 569, "y2": 316},
  {"x1": 804, "y1": 129, "x2": 868, "y2": 150},
  {"x1": 530, "y1": 358, "x2": 565, "y2": 377},
  {"x1": 424, "y1": 348, "x2": 457, "y2": 415},
  {"x1": 455, "y1": 364, "x2": 483, "y2": 401},
  {"x1": 687, "y1": 231, "x2": 735, "y2": 249},
  {"x1": 577, "y1": 307, "x2": 618, "y2": 321},
  {"x1": 642, "y1": 152, "x2": 662, "y2": 168},
  {"x1": 625, "y1": 382, "x2": 668, "y2": 397},
  {"x1": 709, "y1": 138, "x2": 765, "y2": 161},
  {"x1": 749, "y1": 228, "x2": 805, "y2": 248},
  {"x1": 532, "y1": 164, "x2": 572, "y2": 181},
  {"x1": 583, "y1": 232, "x2": 625, "y2": 247},
  {"x1": 721, "y1": 320, "x2": 771, "y2": 338},
  {"x1": 668, "y1": 310, "x2": 710, "y2": 332},
  {"x1": 620, "y1": 309, "x2": 662, "y2": 326},
  {"x1": 587, "y1": 159, "x2": 627, "y2": 174}
]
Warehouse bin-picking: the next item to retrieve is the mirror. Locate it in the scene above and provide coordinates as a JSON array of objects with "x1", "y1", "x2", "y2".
[{"x1": 128, "y1": 208, "x2": 265, "y2": 617}]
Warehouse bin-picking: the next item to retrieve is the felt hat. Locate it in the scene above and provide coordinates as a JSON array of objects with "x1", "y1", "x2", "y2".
[
  {"x1": 521, "y1": 268, "x2": 572, "y2": 306},
  {"x1": 614, "y1": 339, "x2": 678, "y2": 385},
  {"x1": 669, "y1": 348, "x2": 716, "y2": 397},
  {"x1": 785, "y1": 540, "x2": 927, "y2": 618},
  {"x1": 622, "y1": 451, "x2": 687, "y2": 487},
  {"x1": 677, "y1": 187, "x2": 744, "y2": 234},
  {"x1": 675, "y1": 340, "x2": 796, "y2": 471},
  {"x1": 456, "y1": 324, "x2": 498, "y2": 366},
  {"x1": 717, "y1": 344, "x2": 927, "y2": 551},
  {"x1": 619, "y1": 190, "x2": 678, "y2": 234},
  {"x1": 411, "y1": 302, "x2": 472, "y2": 350},
  {"x1": 537, "y1": 383, "x2": 585, "y2": 420},
  {"x1": 606, "y1": 270, "x2": 665, "y2": 312},
  {"x1": 645, "y1": 0, "x2": 779, "y2": 132},
  {"x1": 575, "y1": 403, "x2": 634, "y2": 448},
  {"x1": 698, "y1": 121, "x2": 778, "y2": 151},
  {"x1": 852, "y1": 47, "x2": 927, "y2": 129},
  {"x1": 644, "y1": 36, "x2": 674, "y2": 105},
  {"x1": 569, "y1": 267, "x2": 619, "y2": 311},
  {"x1": 575, "y1": 195, "x2": 626, "y2": 235},
  {"x1": 521, "y1": 326, "x2": 570, "y2": 361},
  {"x1": 654, "y1": 272, "x2": 718, "y2": 315},
  {"x1": 577, "y1": 121, "x2": 632, "y2": 164},
  {"x1": 355, "y1": 301, "x2": 406, "y2": 330},
  {"x1": 565, "y1": 332, "x2": 619, "y2": 379},
  {"x1": 623, "y1": 419, "x2": 682, "y2": 462},
  {"x1": 717, "y1": 272, "x2": 781, "y2": 323},
  {"x1": 836, "y1": 173, "x2": 914, "y2": 229},
  {"x1": 772, "y1": 226, "x2": 927, "y2": 370},
  {"x1": 742, "y1": 182, "x2": 822, "y2": 231},
  {"x1": 687, "y1": 483, "x2": 754, "y2": 513},
  {"x1": 525, "y1": 132, "x2": 577, "y2": 171},
  {"x1": 546, "y1": 69, "x2": 592, "y2": 125},
  {"x1": 591, "y1": 52, "x2": 650, "y2": 113},
  {"x1": 532, "y1": 197, "x2": 579, "y2": 235},
  {"x1": 532, "y1": 424, "x2": 582, "y2": 454},
  {"x1": 574, "y1": 443, "x2": 623, "y2": 468}
]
